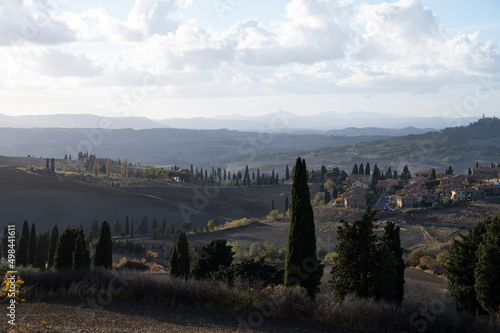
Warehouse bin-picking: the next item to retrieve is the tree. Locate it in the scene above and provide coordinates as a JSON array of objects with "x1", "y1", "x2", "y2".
[
  {"x1": 284, "y1": 196, "x2": 289, "y2": 214},
  {"x1": 385, "y1": 166, "x2": 392, "y2": 179},
  {"x1": 47, "y1": 224, "x2": 59, "y2": 268},
  {"x1": 376, "y1": 221, "x2": 405, "y2": 303},
  {"x1": 285, "y1": 165, "x2": 290, "y2": 181},
  {"x1": 207, "y1": 220, "x2": 218, "y2": 231},
  {"x1": 400, "y1": 165, "x2": 411, "y2": 181},
  {"x1": 17, "y1": 221, "x2": 30, "y2": 267},
  {"x1": 28, "y1": 222, "x2": 37, "y2": 266},
  {"x1": 445, "y1": 218, "x2": 490, "y2": 315},
  {"x1": 324, "y1": 189, "x2": 331, "y2": 205},
  {"x1": 105, "y1": 158, "x2": 111, "y2": 177},
  {"x1": 93, "y1": 159, "x2": 99, "y2": 177},
  {"x1": 474, "y1": 216, "x2": 500, "y2": 314},
  {"x1": 54, "y1": 227, "x2": 80, "y2": 269},
  {"x1": 170, "y1": 232, "x2": 190, "y2": 278},
  {"x1": 285, "y1": 157, "x2": 324, "y2": 298},
  {"x1": 430, "y1": 169, "x2": 437, "y2": 180},
  {"x1": 94, "y1": 221, "x2": 112, "y2": 269},
  {"x1": 137, "y1": 216, "x2": 148, "y2": 234},
  {"x1": 370, "y1": 164, "x2": 381, "y2": 189},
  {"x1": 72, "y1": 233, "x2": 87, "y2": 269},
  {"x1": 180, "y1": 220, "x2": 193, "y2": 231},
  {"x1": 359, "y1": 163, "x2": 365, "y2": 175},
  {"x1": 150, "y1": 218, "x2": 159, "y2": 231},
  {"x1": 34, "y1": 234, "x2": 48, "y2": 270},
  {"x1": 352, "y1": 164, "x2": 359, "y2": 175},
  {"x1": 365, "y1": 162, "x2": 371, "y2": 175},
  {"x1": 50, "y1": 158, "x2": 55, "y2": 172},
  {"x1": 446, "y1": 165, "x2": 454, "y2": 175},
  {"x1": 46, "y1": 158, "x2": 49, "y2": 168},
  {"x1": 125, "y1": 216, "x2": 130, "y2": 236},
  {"x1": 131, "y1": 219, "x2": 134, "y2": 238},
  {"x1": 212, "y1": 258, "x2": 284, "y2": 287},
  {"x1": 112, "y1": 220, "x2": 122, "y2": 235},
  {"x1": 89, "y1": 220, "x2": 99, "y2": 242},
  {"x1": 191, "y1": 239, "x2": 234, "y2": 279},
  {"x1": 1, "y1": 227, "x2": 8, "y2": 260},
  {"x1": 329, "y1": 208, "x2": 379, "y2": 300},
  {"x1": 271, "y1": 199, "x2": 275, "y2": 211}
]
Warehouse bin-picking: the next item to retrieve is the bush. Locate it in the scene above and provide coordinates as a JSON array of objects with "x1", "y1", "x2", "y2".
[
  {"x1": 430, "y1": 261, "x2": 445, "y2": 275},
  {"x1": 408, "y1": 249, "x2": 436, "y2": 262},
  {"x1": 317, "y1": 249, "x2": 328, "y2": 261},
  {"x1": 323, "y1": 252, "x2": 337, "y2": 264},
  {"x1": 260, "y1": 244, "x2": 281, "y2": 261},
  {"x1": 114, "y1": 258, "x2": 149, "y2": 271},
  {"x1": 269, "y1": 210, "x2": 280, "y2": 220},
  {"x1": 249, "y1": 243, "x2": 264, "y2": 258},
  {"x1": 436, "y1": 251, "x2": 450, "y2": 265}
]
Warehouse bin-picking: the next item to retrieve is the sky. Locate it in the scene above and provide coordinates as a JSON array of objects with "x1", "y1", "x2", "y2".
[{"x1": 0, "y1": 0, "x2": 499, "y2": 120}]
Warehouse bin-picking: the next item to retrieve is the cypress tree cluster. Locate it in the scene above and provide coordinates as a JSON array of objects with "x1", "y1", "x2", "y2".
[
  {"x1": 54, "y1": 227, "x2": 90, "y2": 269},
  {"x1": 329, "y1": 208, "x2": 405, "y2": 303},
  {"x1": 285, "y1": 157, "x2": 324, "y2": 298},
  {"x1": 446, "y1": 214, "x2": 500, "y2": 315}
]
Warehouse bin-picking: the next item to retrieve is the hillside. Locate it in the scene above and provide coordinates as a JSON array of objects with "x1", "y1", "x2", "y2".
[
  {"x1": 0, "y1": 127, "x2": 396, "y2": 168},
  {"x1": 0, "y1": 166, "x2": 299, "y2": 235},
  {"x1": 287, "y1": 117, "x2": 500, "y2": 172}
]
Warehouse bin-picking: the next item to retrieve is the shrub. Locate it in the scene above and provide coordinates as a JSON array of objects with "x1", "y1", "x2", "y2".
[
  {"x1": 436, "y1": 251, "x2": 450, "y2": 265},
  {"x1": 115, "y1": 258, "x2": 149, "y2": 271},
  {"x1": 269, "y1": 210, "x2": 280, "y2": 220},
  {"x1": 408, "y1": 249, "x2": 436, "y2": 262},
  {"x1": 249, "y1": 243, "x2": 264, "y2": 258},
  {"x1": 430, "y1": 261, "x2": 445, "y2": 275},
  {"x1": 260, "y1": 244, "x2": 281, "y2": 261},
  {"x1": 317, "y1": 249, "x2": 328, "y2": 261},
  {"x1": 323, "y1": 252, "x2": 337, "y2": 264}
]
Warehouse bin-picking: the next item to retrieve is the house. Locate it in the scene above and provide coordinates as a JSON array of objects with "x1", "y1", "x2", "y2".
[
  {"x1": 415, "y1": 172, "x2": 431, "y2": 179},
  {"x1": 451, "y1": 189, "x2": 466, "y2": 201},
  {"x1": 129, "y1": 239, "x2": 173, "y2": 259},
  {"x1": 375, "y1": 179, "x2": 399, "y2": 193},
  {"x1": 441, "y1": 175, "x2": 465, "y2": 187},
  {"x1": 409, "y1": 178, "x2": 428, "y2": 186},
  {"x1": 409, "y1": 189, "x2": 437, "y2": 203},
  {"x1": 352, "y1": 181, "x2": 369, "y2": 189},
  {"x1": 349, "y1": 174, "x2": 372, "y2": 185},
  {"x1": 473, "y1": 167, "x2": 500, "y2": 180},
  {"x1": 343, "y1": 186, "x2": 367, "y2": 209},
  {"x1": 397, "y1": 195, "x2": 418, "y2": 208}
]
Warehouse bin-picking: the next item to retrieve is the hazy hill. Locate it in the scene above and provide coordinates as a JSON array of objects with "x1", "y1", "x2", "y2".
[
  {"x1": 0, "y1": 111, "x2": 478, "y2": 131},
  {"x1": 295, "y1": 117, "x2": 500, "y2": 173},
  {"x1": 0, "y1": 127, "x2": 397, "y2": 168}
]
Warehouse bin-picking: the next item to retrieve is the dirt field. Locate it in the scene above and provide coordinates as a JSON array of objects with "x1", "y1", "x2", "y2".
[
  {"x1": 0, "y1": 166, "x2": 294, "y2": 235},
  {"x1": 1, "y1": 299, "x2": 359, "y2": 333}
]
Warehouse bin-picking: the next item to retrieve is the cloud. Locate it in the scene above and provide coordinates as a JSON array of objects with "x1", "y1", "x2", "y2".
[
  {"x1": 0, "y1": 0, "x2": 75, "y2": 45},
  {"x1": 19, "y1": 49, "x2": 103, "y2": 77}
]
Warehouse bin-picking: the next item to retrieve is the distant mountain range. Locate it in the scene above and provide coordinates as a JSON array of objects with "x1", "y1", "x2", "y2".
[{"x1": 0, "y1": 112, "x2": 480, "y2": 132}]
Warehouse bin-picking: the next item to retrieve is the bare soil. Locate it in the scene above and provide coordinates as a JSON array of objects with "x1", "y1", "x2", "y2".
[{"x1": 2, "y1": 299, "x2": 358, "y2": 333}]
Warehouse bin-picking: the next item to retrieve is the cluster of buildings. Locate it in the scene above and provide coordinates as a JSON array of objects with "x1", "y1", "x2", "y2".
[{"x1": 338, "y1": 166, "x2": 500, "y2": 210}]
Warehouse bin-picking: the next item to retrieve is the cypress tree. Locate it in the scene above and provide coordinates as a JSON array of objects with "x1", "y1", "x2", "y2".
[
  {"x1": 170, "y1": 232, "x2": 190, "y2": 278},
  {"x1": 34, "y1": 233, "x2": 49, "y2": 270},
  {"x1": 47, "y1": 223, "x2": 59, "y2": 268},
  {"x1": 445, "y1": 219, "x2": 490, "y2": 315},
  {"x1": 474, "y1": 216, "x2": 500, "y2": 314},
  {"x1": 2, "y1": 227, "x2": 8, "y2": 260},
  {"x1": 54, "y1": 227, "x2": 80, "y2": 269},
  {"x1": 352, "y1": 164, "x2": 358, "y2": 175},
  {"x1": 94, "y1": 221, "x2": 112, "y2": 269},
  {"x1": 191, "y1": 239, "x2": 234, "y2": 279},
  {"x1": 324, "y1": 189, "x2": 331, "y2": 205},
  {"x1": 28, "y1": 223, "x2": 37, "y2": 266},
  {"x1": 359, "y1": 163, "x2": 364, "y2": 175},
  {"x1": 271, "y1": 199, "x2": 275, "y2": 211},
  {"x1": 125, "y1": 215, "x2": 130, "y2": 236},
  {"x1": 365, "y1": 162, "x2": 371, "y2": 175},
  {"x1": 131, "y1": 218, "x2": 134, "y2": 237},
  {"x1": 285, "y1": 164, "x2": 290, "y2": 181},
  {"x1": 72, "y1": 233, "x2": 86, "y2": 269},
  {"x1": 89, "y1": 220, "x2": 99, "y2": 242},
  {"x1": 329, "y1": 208, "x2": 379, "y2": 300},
  {"x1": 284, "y1": 196, "x2": 289, "y2": 214},
  {"x1": 376, "y1": 221, "x2": 405, "y2": 303},
  {"x1": 17, "y1": 221, "x2": 30, "y2": 267},
  {"x1": 285, "y1": 157, "x2": 324, "y2": 298}
]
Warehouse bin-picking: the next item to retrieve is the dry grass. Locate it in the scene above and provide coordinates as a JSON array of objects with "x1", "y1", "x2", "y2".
[{"x1": 15, "y1": 268, "x2": 500, "y2": 333}]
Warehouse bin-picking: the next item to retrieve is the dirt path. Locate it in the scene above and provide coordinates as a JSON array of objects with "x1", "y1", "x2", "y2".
[{"x1": 2, "y1": 299, "x2": 358, "y2": 333}]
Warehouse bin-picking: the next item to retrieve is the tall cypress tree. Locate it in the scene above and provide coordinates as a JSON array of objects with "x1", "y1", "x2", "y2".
[
  {"x1": 329, "y1": 208, "x2": 379, "y2": 300},
  {"x1": 365, "y1": 162, "x2": 371, "y2": 175},
  {"x1": 474, "y1": 216, "x2": 500, "y2": 314},
  {"x1": 54, "y1": 227, "x2": 79, "y2": 269},
  {"x1": 352, "y1": 164, "x2": 358, "y2": 175},
  {"x1": 89, "y1": 220, "x2": 99, "y2": 242},
  {"x1": 285, "y1": 157, "x2": 323, "y2": 298},
  {"x1": 359, "y1": 163, "x2": 364, "y2": 175},
  {"x1": 72, "y1": 233, "x2": 86, "y2": 269},
  {"x1": 17, "y1": 221, "x2": 30, "y2": 267},
  {"x1": 445, "y1": 219, "x2": 490, "y2": 315},
  {"x1": 34, "y1": 234, "x2": 47, "y2": 270},
  {"x1": 376, "y1": 221, "x2": 405, "y2": 303},
  {"x1": 125, "y1": 215, "x2": 130, "y2": 236},
  {"x1": 28, "y1": 223, "x2": 37, "y2": 266},
  {"x1": 170, "y1": 232, "x2": 190, "y2": 278},
  {"x1": 2, "y1": 227, "x2": 8, "y2": 260},
  {"x1": 47, "y1": 223, "x2": 59, "y2": 268},
  {"x1": 94, "y1": 221, "x2": 112, "y2": 269}
]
